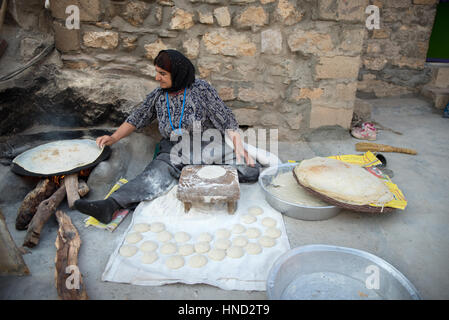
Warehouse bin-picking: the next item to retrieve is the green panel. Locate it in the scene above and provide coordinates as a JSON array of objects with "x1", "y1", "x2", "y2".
[{"x1": 427, "y1": 1, "x2": 449, "y2": 62}]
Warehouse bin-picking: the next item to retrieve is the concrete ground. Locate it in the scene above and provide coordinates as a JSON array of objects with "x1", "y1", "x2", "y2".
[{"x1": 0, "y1": 96, "x2": 448, "y2": 300}]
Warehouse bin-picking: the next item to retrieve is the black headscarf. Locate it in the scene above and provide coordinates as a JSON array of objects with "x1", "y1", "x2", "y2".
[{"x1": 154, "y1": 50, "x2": 195, "y2": 93}]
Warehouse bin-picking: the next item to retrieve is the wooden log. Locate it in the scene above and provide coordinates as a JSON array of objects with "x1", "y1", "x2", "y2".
[
  {"x1": 77, "y1": 180, "x2": 89, "y2": 198},
  {"x1": 22, "y1": 183, "x2": 66, "y2": 248},
  {"x1": 15, "y1": 179, "x2": 56, "y2": 230},
  {"x1": 65, "y1": 174, "x2": 80, "y2": 209},
  {"x1": 54, "y1": 210, "x2": 88, "y2": 300}
]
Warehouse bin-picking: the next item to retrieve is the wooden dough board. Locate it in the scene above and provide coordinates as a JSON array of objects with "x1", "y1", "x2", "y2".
[{"x1": 177, "y1": 165, "x2": 240, "y2": 214}]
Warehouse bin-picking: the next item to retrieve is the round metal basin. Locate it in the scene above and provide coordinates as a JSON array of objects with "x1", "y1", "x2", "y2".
[
  {"x1": 267, "y1": 245, "x2": 421, "y2": 300},
  {"x1": 258, "y1": 163, "x2": 341, "y2": 221}
]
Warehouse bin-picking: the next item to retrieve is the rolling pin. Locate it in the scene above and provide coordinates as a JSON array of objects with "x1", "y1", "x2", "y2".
[{"x1": 355, "y1": 142, "x2": 417, "y2": 155}]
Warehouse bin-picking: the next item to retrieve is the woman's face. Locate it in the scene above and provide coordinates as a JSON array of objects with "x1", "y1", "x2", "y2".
[{"x1": 155, "y1": 66, "x2": 172, "y2": 89}]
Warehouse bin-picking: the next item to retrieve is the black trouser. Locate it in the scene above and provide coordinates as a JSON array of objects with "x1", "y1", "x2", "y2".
[{"x1": 110, "y1": 138, "x2": 261, "y2": 209}]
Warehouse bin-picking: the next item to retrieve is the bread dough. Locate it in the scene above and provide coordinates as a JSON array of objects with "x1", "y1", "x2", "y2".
[
  {"x1": 215, "y1": 228, "x2": 231, "y2": 239},
  {"x1": 265, "y1": 227, "x2": 281, "y2": 239},
  {"x1": 141, "y1": 252, "x2": 158, "y2": 264},
  {"x1": 246, "y1": 228, "x2": 261, "y2": 239},
  {"x1": 119, "y1": 245, "x2": 138, "y2": 257},
  {"x1": 188, "y1": 255, "x2": 208, "y2": 268},
  {"x1": 197, "y1": 232, "x2": 212, "y2": 242},
  {"x1": 197, "y1": 165, "x2": 226, "y2": 180},
  {"x1": 194, "y1": 241, "x2": 210, "y2": 254},
  {"x1": 166, "y1": 255, "x2": 184, "y2": 269},
  {"x1": 157, "y1": 231, "x2": 172, "y2": 242},
  {"x1": 248, "y1": 206, "x2": 263, "y2": 216},
  {"x1": 258, "y1": 236, "x2": 276, "y2": 248},
  {"x1": 227, "y1": 246, "x2": 244, "y2": 259},
  {"x1": 133, "y1": 223, "x2": 151, "y2": 233},
  {"x1": 174, "y1": 231, "x2": 191, "y2": 243},
  {"x1": 140, "y1": 240, "x2": 158, "y2": 252},
  {"x1": 262, "y1": 217, "x2": 277, "y2": 227},
  {"x1": 215, "y1": 238, "x2": 231, "y2": 250},
  {"x1": 294, "y1": 157, "x2": 394, "y2": 206},
  {"x1": 241, "y1": 214, "x2": 256, "y2": 224},
  {"x1": 232, "y1": 224, "x2": 246, "y2": 234},
  {"x1": 160, "y1": 243, "x2": 177, "y2": 255},
  {"x1": 125, "y1": 232, "x2": 143, "y2": 244},
  {"x1": 208, "y1": 248, "x2": 226, "y2": 261},
  {"x1": 232, "y1": 236, "x2": 248, "y2": 247},
  {"x1": 179, "y1": 244, "x2": 195, "y2": 256},
  {"x1": 245, "y1": 242, "x2": 262, "y2": 255},
  {"x1": 150, "y1": 222, "x2": 165, "y2": 233}
]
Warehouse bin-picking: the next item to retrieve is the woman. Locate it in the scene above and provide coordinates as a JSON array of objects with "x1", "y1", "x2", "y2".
[{"x1": 74, "y1": 50, "x2": 261, "y2": 224}]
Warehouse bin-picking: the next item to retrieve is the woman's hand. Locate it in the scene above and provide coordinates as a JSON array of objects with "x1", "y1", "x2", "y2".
[
  {"x1": 227, "y1": 130, "x2": 255, "y2": 167},
  {"x1": 96, "y1": 135, "x2": 117, "y2": 148}
]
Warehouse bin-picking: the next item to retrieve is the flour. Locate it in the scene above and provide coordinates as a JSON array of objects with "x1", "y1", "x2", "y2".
[{"x1": 197, "y1": 165, "x2": 226, "y2": 180}]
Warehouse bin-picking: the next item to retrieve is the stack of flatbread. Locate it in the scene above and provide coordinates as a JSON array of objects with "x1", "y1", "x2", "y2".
[{"x1": 293, "y1": 157, "x2": 394, "y2": 208}]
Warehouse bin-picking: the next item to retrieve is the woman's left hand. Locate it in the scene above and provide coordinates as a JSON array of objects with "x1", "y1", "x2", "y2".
[{"x1": 227, "y1": 130, "x2": 255, "y2": 167}]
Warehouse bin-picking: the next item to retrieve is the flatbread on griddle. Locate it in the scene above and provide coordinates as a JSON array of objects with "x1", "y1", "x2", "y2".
[
  {"x1": 12, "y1": 139, "x2": 103, "y2": 175},
  {"x1": 294, "y1": 157, "x2": 394, "y2": 207}
]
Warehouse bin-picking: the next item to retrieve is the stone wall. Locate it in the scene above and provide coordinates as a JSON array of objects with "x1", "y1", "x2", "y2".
[
  {"x1": 357, "y1": 0, "x2": 438, "y2": 98},
  {"x1": 48, "y1": 0, "x2": 370, "y2": 141}
]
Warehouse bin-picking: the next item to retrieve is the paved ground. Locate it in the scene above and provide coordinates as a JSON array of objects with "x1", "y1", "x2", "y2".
[{"x1": 0, "y1": 96, "x2": 448, "y2": 299}]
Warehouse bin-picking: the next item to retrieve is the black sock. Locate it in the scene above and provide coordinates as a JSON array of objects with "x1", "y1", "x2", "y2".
[{"x1": 74, "y1": 198, "x2": 121, "y2": 224}]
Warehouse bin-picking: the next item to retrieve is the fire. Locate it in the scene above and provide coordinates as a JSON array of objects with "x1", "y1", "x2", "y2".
[{"x1": 51, "y1": 168, "x2": 92, "y2": 186}]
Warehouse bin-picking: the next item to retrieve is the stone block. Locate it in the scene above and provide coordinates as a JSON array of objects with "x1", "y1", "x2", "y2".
[
  {"x1": 214, "y1": 7, "x2": 231, "y2": 27},
  {"x1": 288, "y1": 29, "x2": 333, "y2": 55},
  {"x1": 235, "y1": 6, "x2": 268, "y2": 29},
  {"x1": 238, "y1": 86, "x2": 279, "y2": 103},
  {"x1": 83, "y1": 31, "x2": 119, "y2": 50},
  {"x1": 309, "y1": 104, "x2": 353, "y2": 129},
  {"x1": 144, "y1": 39, "x2": 168, "y2": 60},
  {"x1": 203, "y1": 29, "x2": 256, "y2": 57},
  {"x1": 434, "y1": 68, "x2": 449, "y2": 88},
  {"x1": 363, "y1": 57, "x2": 388, "y2": 71},
  {"x1": 261, "y1": 29, "x2": 283, "y2": 55},
  {"x1": 340, "y1": 27, "x2": 366, "y2": 54},
  {"x1": 122, "y1": 0, "x2": 151, "y2": 26},
  {"x1": 182, "y1": 38, "x2": 200, "y2": 59},
  {"x1": 198, "y1": 10, "x2": 214, "y2": 24},
  {"x1": 218, "y1": 87, "x2": 236, "y2": 101},
  {"x1": 169, "y1": 8, "x2": 194, "y2": 30},
  {"x1": 315, "y1": 56, "x2": 360, "y2": 80},
  {"x1": 274, "y1": 0, "x2": 303, "y2": 25},
  {"x1": 53, "y1": 20, "x2": 81, "y2": 52},
  {"x1": 233, "y1": 108, "x2": 260, "y2": 126},
  {"x1": 318, "y1": 0, "x2": 369, "y2": 22}
]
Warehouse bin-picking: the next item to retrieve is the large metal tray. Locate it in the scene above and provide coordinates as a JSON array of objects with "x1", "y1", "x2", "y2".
[
  {"x1": 266, "y1": 245, "x2": 421, "y2": 300},
  {"x1": 258, "y1": 163, "x2": 341, "y2": 221}
]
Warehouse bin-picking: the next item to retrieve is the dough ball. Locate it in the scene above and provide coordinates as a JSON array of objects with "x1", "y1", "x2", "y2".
[
  {"x1": 248, "y1": 206, "x2": 264, "y2": 216},
  {"x1": 125, "y1": 232, "x2": 143, "y2": 244},
  {"x1": 166, "y1": 255, "x2": 184, "y2": 269},
  {"x1": 174, "y1": 231, "x2": 191, "y2": 243},
  {"x1": 245, "y1": 228, "x2": 261, "y2": 239},
  {"x1": 194, "y1": 241, "x2": 210, "y2": 254},
  {"x1": 262, "y1": 217, "x2": 277, "y2": 227},
  {"x1": 197, "y1": 232, "x2": 213, "y2": 242},
  {"x1": 157, "y1": 231, "x2": 172, "y2": 242},
  {"x1": 258, "y1": 236, "x2": 276, "y2": 248},
  {"x1": 119, "y1": 245, "x2": 138, "y2": 257},
  {"x1": 241, "y1": 214, "x2": 256, "y2": 224},
  {"x1": 179, "y1": 244, "x2": 195, "y2": 256},
  {"x1": 141, "y1": 252, "x2": 158, "y2": 264},
  {"x1": 245, "y1": 242, "x2": 262, "y2": 255},
  {"x1": 215, "y1": 228, "x2": 231, "y2": 239},
  {"x1": 160, "y1": 243, "x2": 177, "y2": 255},
  {"x1": 215, "y1": 238, "x2": 231, "y2": 250},
  {"x1": 232, "y1": 224, "x2": 246, "y2": 234},
  {"x1": 150, "y1": 222, "x2": 165, "y2": 233},
  {"x1": 208, "y1": 248, "x2": 226, "y2": 261},
  {"x1": 140, "y1": 240, "x2": 158, "y2": 252},
  {"x1": 197, "y1": 165, "x2": 226, "y2": 180},
  {"x1": 265, "y1": 227, "x2": 281, "y2": 239},
  {"x1": 133, "y1": 223, "x2": 151, "y2": 233},
  {"x1": 227, "y1": 246, "x2": 244, "y2": 259},
  {"x1": 188, "y1": 255, "x2": 208, "y2": 268},
  {"x1": 232, "y1": 236, "x2": 248, "y2": 247}
]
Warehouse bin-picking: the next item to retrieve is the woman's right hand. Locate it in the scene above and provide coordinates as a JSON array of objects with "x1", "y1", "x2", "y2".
[{"x1": 96, "y1": 135, "x2": 117, "y2": 148}]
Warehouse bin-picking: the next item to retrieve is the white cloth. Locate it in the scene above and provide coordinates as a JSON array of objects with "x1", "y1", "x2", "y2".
[{"x1": 101, "y1": 183, "x2": 290, "y2": 291}]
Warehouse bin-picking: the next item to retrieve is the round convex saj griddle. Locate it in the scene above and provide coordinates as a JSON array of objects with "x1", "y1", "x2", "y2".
[{"x1": 11, "y1": 139, "x2": 112, "y2": 178}]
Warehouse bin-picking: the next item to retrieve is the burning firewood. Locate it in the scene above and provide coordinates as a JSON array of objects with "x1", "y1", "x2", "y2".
[
  {"x1": 22, "y1": 183, "x2": 67, "y2": 248},
  {"x1": 15, "y1": 179, "x2": 56, "y2": 230},
  {"x1": 54, "y1": 210, "x2": 88, "y2": 300},
  {"x1": 64, "y1": 173, "x2": 80, "y2": 209}
]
